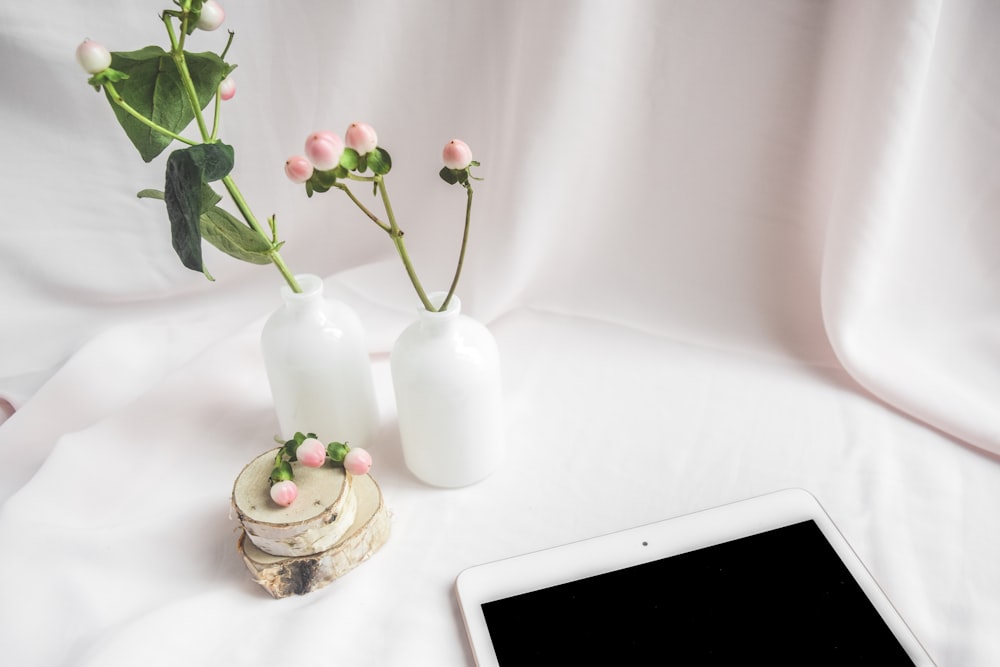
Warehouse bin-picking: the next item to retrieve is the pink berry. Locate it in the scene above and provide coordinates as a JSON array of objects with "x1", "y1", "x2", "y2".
[
  {"x1": 343, "y1": 448, "x2": 372, "y2": 476},
  {"x1": 296, "y1": 438, "x2": 327, "y2": 468},
  {"x1": 442, "y1": 139, "x2": 473, "y2": 170},
  {"x1": 284, "y1": 155, "x2": 314, "y2": 183},
  {"x1": 305, "y1": 130, "x2": 344, "y2": 171},
  {"x1": 76, "y1": 39, "x2": 112, "y2": 75},
  {"x1": 345, "y1": 122, "x2": 378, "y2": 156},
  {"x1": 219, "y1": 76, "x2": 235, "y2": 101},
  {"x1": 270, "y1": 480, "x2": 298, "y2": 506},
  {"x1": 196, "y1": 0, "x2": 225, "y2": 31}
]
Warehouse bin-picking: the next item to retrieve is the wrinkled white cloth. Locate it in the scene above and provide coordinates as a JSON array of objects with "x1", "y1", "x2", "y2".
[{"x1": 1, "y1": 1, "x2": 998, "y2": 665}]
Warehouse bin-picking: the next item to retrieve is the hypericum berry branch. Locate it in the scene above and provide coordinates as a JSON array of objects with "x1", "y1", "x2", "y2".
[
  {"x1": 285, "y1": 126, "x2": 482, "y2": 312},
  {"x1": 268, "y1": 432, "x2": 373, "y2": 507},
  {"x1": 78, "y1": 1, "x2": 302, "y2": 293}
]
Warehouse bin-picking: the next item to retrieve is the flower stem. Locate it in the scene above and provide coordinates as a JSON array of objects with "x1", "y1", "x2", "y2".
[
  {"x1": 222, "y1": 176, "x2": 302, "y2": 292},
  {"x1": 220, "y1": 30, "x2": 235, "y2": 60},
  {"x1": 440, "y1": 184, "x2": 474, "y2": 311},
  {"x1": 210, "y1": 85, "x2": 223, "y2": 142},
  {"x1": 170, "y1": 54, "x2": 211, "y2": 141},
  {"x1": 334, "y1": 183, "x2": 391, "y2": 233},
  {"x1": 374, "y1": 175, "x2": 434, "y2": 311}
]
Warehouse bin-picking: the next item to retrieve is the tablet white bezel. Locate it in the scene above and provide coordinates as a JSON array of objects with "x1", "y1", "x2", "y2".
[{"x1": 455, "y1": 488, "x2": 934, "y2": 666}]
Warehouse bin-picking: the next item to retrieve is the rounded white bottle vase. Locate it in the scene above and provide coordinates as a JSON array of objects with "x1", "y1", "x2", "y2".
[
  {"x1": 390, "y1": 293, "x2": 504, "y2": 487},
  {"x1": 261, "y1": 274, "x2": 379, "y2": 449}
]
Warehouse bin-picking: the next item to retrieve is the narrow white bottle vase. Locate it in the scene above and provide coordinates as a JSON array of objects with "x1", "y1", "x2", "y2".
[
  {"x1": 390, "y1": 292, "x2": 504, "y2": 487},
  {"x1": 261, "y1": 274, "x2": 379, "y2": 449}
]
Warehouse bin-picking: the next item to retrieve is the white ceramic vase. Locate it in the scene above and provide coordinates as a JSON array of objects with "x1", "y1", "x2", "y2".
[
  {"x1": 390, "y1": 292, "x2": 504, "y2": 487},
  {"x1": 261, "y1": 274, "x2": 379, "y2": 449}
]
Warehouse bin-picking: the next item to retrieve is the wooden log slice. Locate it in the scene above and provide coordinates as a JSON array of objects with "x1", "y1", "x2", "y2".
[
  {"x1": 232, "y1": 447, "x2": 357, "y2": 557},
  {"x1": 237, "y1": 473, "x2": 390, "y2": 598}
]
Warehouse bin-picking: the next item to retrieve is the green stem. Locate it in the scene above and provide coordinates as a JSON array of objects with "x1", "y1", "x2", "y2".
[
  {"x1": 210, "y1": 32, "x2": 236, "y2": 141},
  {"x1": 440, "y1": 184, "x2": 474, "y2": 311},
  {"x1": 345, "y1": 173, "x2": 376, "y2": 183},
  {"x1": 268, "y1": 250, "x2": 301, "y2": 293},
  {"x1": 172, "y1": 58, "x2": 211, "y2": 141},
  {"x1": 220, "y1": 30, "x2": 235, "y2": 60},
  {"x1": 162, "y1": 10, "x2": 179, "y2": 47},
  {"x1": 222, "y1": 175, "x2": 301, "y2": 292},
  {"x1": 210, "y1": 85, "x2": 222, "y2": 142},
  {"x1": 375, "y1": 176, "x2": 434, "y2": 311},
  {"x1": 164, "y1": 11, "x2": 208, "y2": 141},
  {"x1": 334, "y1": 183, "x2": 391, "y2": 233}
]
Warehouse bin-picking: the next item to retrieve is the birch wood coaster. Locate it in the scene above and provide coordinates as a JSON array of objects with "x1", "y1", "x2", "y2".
[
  {"x1": 232, "y1": 448, "x2": 358, "y2": 558},
  {"x1": 237, "y1": 473, "x2": 390, "y2": 598}
]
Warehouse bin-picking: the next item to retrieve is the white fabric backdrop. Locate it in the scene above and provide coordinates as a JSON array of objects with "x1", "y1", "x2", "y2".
[{"x1": 1, "y1": 1, "x2": 998, "y2": 665}]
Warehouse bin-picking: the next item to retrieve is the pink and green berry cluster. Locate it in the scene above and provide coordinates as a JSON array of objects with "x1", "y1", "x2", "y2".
[
  {"x1": 268, "y1": 431, "x2": 372, "y2": 507},
  {"x1": 285, "y1": 123, "x2": 480, "y2": 196},
  {"x1": 284, "y1": 122, "x2": 393, "y2": 196}
]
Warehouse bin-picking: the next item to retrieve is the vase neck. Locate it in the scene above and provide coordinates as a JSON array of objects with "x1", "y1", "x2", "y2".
[
  {"x1": 418, "y1": 291, "x2": 461, "y2": 325},
  {"x1": 281, "y1": 274, "x2": 324, "y2": 311}
]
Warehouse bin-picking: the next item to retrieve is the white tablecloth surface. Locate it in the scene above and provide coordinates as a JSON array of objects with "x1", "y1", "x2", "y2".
[{"x1": 2, "y1": 1, "x2": 999, "y2": 665}]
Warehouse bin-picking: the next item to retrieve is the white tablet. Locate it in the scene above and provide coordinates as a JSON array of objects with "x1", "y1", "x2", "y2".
[{"x1": 456, "y1": 488, "x2": 935, "y2": 665}]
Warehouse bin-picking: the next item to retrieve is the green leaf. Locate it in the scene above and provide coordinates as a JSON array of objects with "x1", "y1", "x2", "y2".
[
  {"x1": 200, "y1": 205, "x2": 273, "y2": 265},
  {"x1": 105, "y1": 46, "x2": 231, "y2": 162},
  {"x1": 198, "y1": 182, "x2": 223, "y2": 209},
  {"x1": 162, "y1": 143, "x2": 246, "y2": 274},
  {"x1": 140, "y1": 183, "x2": 268, "y2": 265},
  {"x1": 313, "y1": 169, "x2": 337, "y2": 188},
  {"x1": 87, "y1": 67, "x2": 128, "y2": 92},
  {"x1": 138, "y1": 183, "x2": 218, "y2": 207},
  {"x1": 164, "y1": 148, "x2": 205, "y2": 273},
  {"x1": 439, "y1": 166, "x2": 459, "y2": 185},
  {"x1": 326, "y1": 442, "x2": 349, "y2": 463},
  {"x1": 368, "y1": 147, "x2": 392, "y2": 175},
  {"x1": 339, "y1": 148, "x2": 359, "y2": 171},
  {"x1": 185, "y1": 142, "x2": 234, "y2": 181},
  {"x1": 307, "y1": 168, "x2": 337, "y2": 195},
  {"x1": 270, "y1": 460, "x2": 293, "y2": 482}
]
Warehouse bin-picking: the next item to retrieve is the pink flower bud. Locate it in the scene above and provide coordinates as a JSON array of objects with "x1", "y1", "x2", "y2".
[
  {"x1": 270, "y1": 480, "x2": 298, "y2": 506},
  {"x1": 285, "y1": 155, "x2": 314, "y2": 183},
  {"x1": 76, "y1": 39, "x2": 112, "y2": 75},
  {"x1": 343, "y1": 447, "x2": 372, "y2": 476},
  {"x1": 296, "y1": 438, "x2": 327, "y2": 468},
  {"x1": 305, "y1": 130, "x2": 344, "y2": 171},
  {"x1": 196, "y1": 0, "x2": 225, "y2": 31},
  {"x1": 442, "y1": 139, "x2": 473, "y2": 170},
  {"x1": 219, "y1": 76, "x2": 235, "y2": 101},
  {"x1": 345, "y1": 122, "x2": 378, "y2": 156}
]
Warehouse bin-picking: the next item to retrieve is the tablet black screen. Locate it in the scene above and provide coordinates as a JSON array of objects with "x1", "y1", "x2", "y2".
[{"x1": 481, "y1": 520, "x2": 915, "y2": 665}]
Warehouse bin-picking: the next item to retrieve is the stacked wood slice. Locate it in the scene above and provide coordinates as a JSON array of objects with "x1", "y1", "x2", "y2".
[{"x1": 232, "y1": 448, "x2": 390, "y2": 598}]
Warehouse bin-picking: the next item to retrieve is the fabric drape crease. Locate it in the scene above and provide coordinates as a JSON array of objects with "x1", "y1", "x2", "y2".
[{"x1": 817, "y1": 0, "x2": 999, "y2": 455}]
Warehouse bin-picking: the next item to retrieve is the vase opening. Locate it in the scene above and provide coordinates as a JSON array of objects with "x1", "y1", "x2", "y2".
[
  {"x1": 282, "y1": 274, "x2": 324, "y2": 306},
  {"x1": 421, "y1": 291, "x2": 461, "y2": 319}
]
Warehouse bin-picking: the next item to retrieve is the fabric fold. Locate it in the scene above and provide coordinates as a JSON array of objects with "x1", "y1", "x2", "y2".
[{"x1": 817, "y1": 0, "x2": 999, "y2": 454}]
